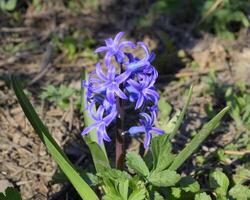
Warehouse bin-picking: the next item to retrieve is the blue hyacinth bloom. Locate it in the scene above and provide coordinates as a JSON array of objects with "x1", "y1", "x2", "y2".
[
  {"x1": 94, "y1": 62, "x2": 128, "y2": 104},
  {"x1": 81, "y1": 104, "x2": 117, "y2": 144},
  {"x1": 95, "y1": 32, "x2": 136, "y2": 66},
  {"x1": 129, "y1": 113, "x2": 164, "y2": 148},
  {"x1": 82, "y1": 32, "x2": 164, "y2": 147}
]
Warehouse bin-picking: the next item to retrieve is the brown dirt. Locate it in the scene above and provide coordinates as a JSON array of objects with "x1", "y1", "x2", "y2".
[{"x1": 1, "y1": 1, "x2": 250, "y2": 199}]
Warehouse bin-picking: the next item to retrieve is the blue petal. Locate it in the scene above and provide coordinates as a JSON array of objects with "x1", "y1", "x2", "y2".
[
  {"x1": 113, "y1": 32, "x2": 124, "y2": 46},
  {"x1": 135, "y1": 94, "x2": 144, "y2": 109},
  {"x1": 81, "y1": 123, "x2": 98, "y2": 135},
  {"x1": 128, "y1": 126, "x2": 145, "y2": 135},
  {"x1": 144, "y1": 132, "x2": 152, "y2": 149}
]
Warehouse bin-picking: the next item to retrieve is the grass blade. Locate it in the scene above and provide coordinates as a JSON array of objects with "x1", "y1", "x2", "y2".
[
  {"x1": 168, "y1": 85, "x2": 193, "y2": 140},
  {"x1": 12, "y1": 76, "x2": 99, "y2": 200},
  {"x1": 169, "y1": 106, "x2": 230, "y2": 171}
]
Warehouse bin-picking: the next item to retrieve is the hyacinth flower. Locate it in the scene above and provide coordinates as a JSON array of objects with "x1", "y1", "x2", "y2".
[
  {"x1": 82, "y1": 32, "x2": 164, "y2": 167},
  {"x1": 129, "y1": 113, "x2": 164, "y2": 147},
  {"x1": 81, "y1": 104, "x2": 117, "y2": 144},
  {"x1": 95, "y1": 32, "x2": 136, "y2": 65},
  {"x1": 127, "y1": 77, "x2": 159, "y2": 109},
  {"x1": 95, "y1": 63, "x2": 128, "y2": 104}
]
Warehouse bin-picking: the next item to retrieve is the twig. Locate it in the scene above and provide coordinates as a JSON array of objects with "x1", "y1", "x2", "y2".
[
  {"x1": 224, "y1": 150, "x2": 250, "y2": 156},
  {"x1": 0, "y1": 27, "x2": 34, "y2": 33}
]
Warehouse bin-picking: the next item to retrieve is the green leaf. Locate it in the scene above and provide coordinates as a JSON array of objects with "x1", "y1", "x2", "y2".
[
  {"x1": 0, "y1": 0, "x2": 17, "y2": 11},
  {"x1": 81, "y1": 69, "x2": 110, "y2": 172},
  {"x1": 0, "y1": 187, "x2": 22, "y2": 200},
  {"x1": 86, "y1": 173, "x2": 100, "y2": 186},
  {"x1": 84, "y1": 137, "x2": 111, "y2": 172},
  {"x1": 151, "y1": 134, "x2": 175, "y2": 172},
  {"x1": 158, "y1": 97, "x2": 172, "y2": 120},
  {"x1": 194, "y1": 192, "x2": 212, "y2": 200},
  {"x1": 126, "y1": 152, "x2": 149, "y2": 177},
  {"x1": 168, "y1": 85, "x2": 193, "y2": 140},
  {"x1": 100, "y1": 168, "x2": 131, "y2": 182},
  {"x1": 11, "y1": 76, "x2": 98, "y2": 200},
  {"x1": 128, "y1": 187, "x2": 147, "y2": 200},
  {"x1": 169, "y1": 106, "x2": 230, "y2": 171},
  {"x1": 118, "y1": 179, "x2": 129, "y2": 200},
  {"x1": 233, "y1": 166, "x2": 250, "y2": 185},
  {"x1": 169, "y1": 187, "x2": 182, "y2": 199},
  {"x1": 162, "y1": 109, "x2": 181, "y2": 133},
  {"x1": 100, "y1": 169, "x2": 131, "y2": 200},
  {"x1": 148, "y1": 170, "x2": 180, "y2": 187},
  {"x1": 229, "y1": 184, "x2": 250, "y2": 200},
  {"x1": 179, "y1": 176, "x2": 200, "y2": 193},
  {"x1": 152, "y1": 191, "x2": 165, "y2": 200},
  {"x1": 209, "y1": 171, "x2": 229, "y2": 196},
  {"x1": 104, "y1": 193, "x2": 123, "y2": 200}
]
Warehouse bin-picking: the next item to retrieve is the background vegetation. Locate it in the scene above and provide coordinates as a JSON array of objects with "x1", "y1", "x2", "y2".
[{"x1": 0, "y1": 0, "x2": 249, "y2": 199}]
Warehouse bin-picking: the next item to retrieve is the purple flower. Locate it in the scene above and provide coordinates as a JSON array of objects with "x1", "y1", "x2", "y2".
[
  {"x1": 95, "y1": 62, "x2": 128, "y2": 104},
  {"x1": 95, "y1": 32, "x2": 135, "y2": 65},
  {"x1": 82, "y1": 32, "x2": 164, "y2": 147},
  {"x1": 128, "y1": 113, "x2": 164, "y2": 148},
  {"x1": 127, "y1": 77, "x2": 159, "y2": 109},
  {"x1": 81, "y1": 104, "x2": 117, "y2": 144}
]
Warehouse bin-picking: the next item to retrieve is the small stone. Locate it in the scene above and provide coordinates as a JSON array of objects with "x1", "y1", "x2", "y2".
[
  {"x1": 0, "y1": 179, "x2": 13, "y2": 193},
  {"x1": 19, "y1": 136, "x2": 29, "y2": 146}
]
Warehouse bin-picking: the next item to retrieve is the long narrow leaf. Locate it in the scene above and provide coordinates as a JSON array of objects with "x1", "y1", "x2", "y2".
[
  {"x1": 168, "y1": 85, "x2": 193, "y2": 140},
  {"x1": 12, "y1": 76, "x2": 99, "y2": 200},
  {"x1": 169, "y1": 106, "x2": 230, "y2": 171},
  {"x1": 81, "y1": 69, "x2": 110, "y2": 172}
]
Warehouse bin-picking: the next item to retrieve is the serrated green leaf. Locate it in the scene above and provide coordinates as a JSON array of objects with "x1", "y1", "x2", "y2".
[
  {"x1": 86, "y1": 173, "x2": 100, "y2": 186},
  {"x1": 128, "y1": 178, "x2": 147, "y2": 200},
  {"x1": 100, "y1": 168, "x2": 131, "y2": 182},
  {"x1": 128, "y1": 187, "x2": 147, "y2": 200},
  {"x1": 209, "y1": 171, "x2": 229, "y2": 196},
  {"x1": 233, "y1": 166, "x2": 250, "y2": 185},
  {"x1": 180, "y1": 176, "x2": 200, "y2": 193},
  {"x1": 126, "y1": 152, "x2": 149, "y2": 177},
  {"x1": 229, "y1": 184, "x2": 250, "y2": 200},
  {"x1": 11, "y1": 76, "x2": 98, "y2": 200},
  {"x1": 169, "y1": 106, "x2": 230, "y2": 171},
  {"x1": 118, "y1": 179, "x2": 129, "y2": 200},
  {"x1": 194, "y1": 192, "x2": 212, "y2": 200},
  {"x1": 152, "y1": 191, "x2": 165, "y2": 200},
  {"x1": 148, "y1": 170, "x2": 180, "y2": 187},
  {"x1": 151, "y1": 134, "x2": 174, "y2": 172},
  {"x1": 100, "y1": 169, "x2": 131, "y2": 200},
  {"x1": 0, "y1": 187, "x2": 22, "y2": 200},
  {"x1": 170, "y1": 187, "x2": 182, "y2": 199},
  {"x1": 162, "y1": 109, "x2": 181, "y2": 133}
]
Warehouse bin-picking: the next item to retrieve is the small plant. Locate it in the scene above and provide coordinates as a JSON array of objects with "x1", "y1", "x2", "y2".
[
  {"x1": 199, "y1": 0, "x2": 250, "y2": 39},
  {"x1": 11, "y1": 32, "x2": 238, "y2": 199},
  {"x1": 0, "y1": 0, "x2": 17, "y2": 11},
  {"x1": 40, "y1": 84, "x2": 80, "y2": 110},
  {"x1": 0, "y1": 187, "x2": 22, "y2": 200},
  {"x1": 137, "y1": 0, "x2": 249, "y2": 39}
]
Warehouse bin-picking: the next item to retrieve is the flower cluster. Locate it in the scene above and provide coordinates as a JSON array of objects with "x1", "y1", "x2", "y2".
[{"x1": 81, "y1": 32, "x2": 164, "y2": 148}]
